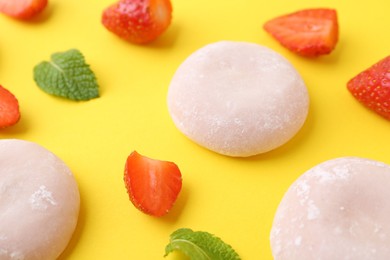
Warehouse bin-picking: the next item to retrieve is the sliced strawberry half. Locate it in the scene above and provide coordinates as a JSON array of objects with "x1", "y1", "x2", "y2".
[
  {"x1": 0, "y1": 85, "x2": 21, "y2": 128},
  {"x1": 0, "y1": 0, "x2": 48, "y2": 20},
  {"x1": 263, "y1": 8, "x2": 339, "y2": 57},
  {"x1": 124, "y1": 151, "x2": 182, "y2": 217},
  {"x1": 347, "y1": 56, "x2": 390, "y2": 120},
  {"x1": 102, "y1": 0, "x2": 172, "y2": 44}
]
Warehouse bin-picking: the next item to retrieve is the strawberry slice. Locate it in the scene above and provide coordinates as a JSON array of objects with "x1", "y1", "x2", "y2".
[
  {"x1": 0, "y1": 85, "x2": 21, "y2": 128},
  {"x1": 124, "y1": 151, "x2": 182, "y2": 217},
  {"x1": 347, "y1": 56, "x2": 390, "y2": 120},
  {"x1": 0, "y1": 0, "x2": 48, "y2": 20},
  {"x1": 263, "y1": 8, "x2": 338, "y2": 57},
  {"x1": 102, "y1": 0, "x2": 172, "y2": 44}
]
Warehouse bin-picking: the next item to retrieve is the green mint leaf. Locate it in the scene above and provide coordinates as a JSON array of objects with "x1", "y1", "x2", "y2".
[
  {"x1": 33, "y1": 49, "x2": 99, "y2": 101},
  {"x1": 164, "y1": 228, "x2": 241, "y2": 260}
]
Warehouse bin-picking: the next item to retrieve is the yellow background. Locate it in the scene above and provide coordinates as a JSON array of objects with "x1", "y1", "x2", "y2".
[{"x1": 1, "y1": 0, "x2": 389, "y2": 259}]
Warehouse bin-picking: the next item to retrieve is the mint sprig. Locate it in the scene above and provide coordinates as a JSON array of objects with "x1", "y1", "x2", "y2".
[
  {"x1": 33, "y1": 49, "x2": 99, "y2": 101},
  {"x1": 165, "y1": 228, "x2": 241, "y2": 260}
]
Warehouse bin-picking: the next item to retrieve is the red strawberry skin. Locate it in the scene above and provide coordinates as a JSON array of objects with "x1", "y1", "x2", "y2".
[
  {"x1": 124, "y1": 151, "x2": 182, "y2": 217},
  {"x1": 0, "y1": 85, "x2": 21, "y2": 128},
  {"x1": 0, "y1": 0, "x2": 48, "y2": 20},
  {"x1": 347, "y1": 56, "x2": 390, "y2": 120},
  {"x1": 102, "y1": 0, "x2": 172, "y2": 44},
  {"x1": 264, "y1": 8, "x2": 338, "y2": 57}
]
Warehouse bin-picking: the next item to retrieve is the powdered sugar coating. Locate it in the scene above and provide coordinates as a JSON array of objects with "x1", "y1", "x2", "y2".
[
  {"x1": 0, "y1": 139, "x2": 80, "y2": 260},
  {"x1": 270, "y1": 157, "x2": 390, "y2": 259},
  {"x1": 29, "y1": 185, "x2": 57, "y2": 210},
  {"x1": 167, "y1": 41, "x2": 309, "y2": 157}
]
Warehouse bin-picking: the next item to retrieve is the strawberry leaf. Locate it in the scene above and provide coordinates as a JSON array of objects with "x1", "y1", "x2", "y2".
[
  {"x1": 33, "y1": 49, "x2": 99, "y2": 101},
  {"x1": 164, "y1": 228, "x2": 241, "y2": 260}
]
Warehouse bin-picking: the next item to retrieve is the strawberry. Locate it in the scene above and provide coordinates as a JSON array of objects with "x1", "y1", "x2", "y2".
[
  {"x1": 101, "y1": 0, "x2": 172, "y2": 44},
  {"x1": 124, "y1": 151, "x2": 182, "y2": 217},
  {"x1": 263, "y1": 8, "x2": 338, "y2": 57},
  {"x1": 0, "y1": 85, "x2": 21, "y2": 128},
  {"x1": 0, "y1": 0, "x2": 48, "y2": 20},
  {"x1": 347, "y1": 56, "x2": 390, "y2": 120}
]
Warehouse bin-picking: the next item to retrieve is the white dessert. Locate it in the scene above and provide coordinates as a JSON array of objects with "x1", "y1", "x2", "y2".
[
  {"x1": 167, "y1": 41, "x2": 309, "y2": 157},
  {"x1": 0, "y1": 139, "x2": 80, "y2": 260},
  {"x1": 270, "y1": 157, "x2": 390, "y2": 259}
]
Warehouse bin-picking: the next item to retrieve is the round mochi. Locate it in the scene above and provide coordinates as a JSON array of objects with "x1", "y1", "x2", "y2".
[
  {"x1": 270, "y1": 157, "x2": 390, "y2": 259},
  {"x1": 0, "y1": 139, "x2": 80, "y2": 260},
  {"x1": 167, "y1": 41, "x2": 309, "y2": 157}
]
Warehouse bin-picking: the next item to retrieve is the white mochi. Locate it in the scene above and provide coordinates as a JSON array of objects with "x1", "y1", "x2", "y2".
[
  {"x1": 167, "y1": 41, "x2": 309, "y2": 157},
  {"x1": 270, "y1": 157, "x2": 390, "y2": 260},
  {"x1": 0, "y1": 139, "x2": 80, "y2": 260}
]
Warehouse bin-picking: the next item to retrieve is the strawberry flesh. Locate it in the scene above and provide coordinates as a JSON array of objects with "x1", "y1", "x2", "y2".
[
  {"x1": 0, "y1": 85, "x2": 21, "y2": 128},
  {"x1": 347, "y1": 56, "x2": 390, "y2": 120},
  {"x1": 124, "y1": 151, "x2": 182, "y2": 217},
  {"x1": 102, "y1": 0, "x2": 172, "y2": 44},
  {"x1": 0, "y1": 0, "x2": 48, "y2": 20},
  {"x1": 264, "y1": 8, "x2": 338, "y2": 57}
]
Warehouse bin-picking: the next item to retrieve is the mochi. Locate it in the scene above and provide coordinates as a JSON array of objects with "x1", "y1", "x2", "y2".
[
  {"x1": 270, "y1": 157, "x2": 390, "y2": 259},
  {"x1": 167, "y1": 41, "x2": 309, "y2": 157},
  {"x1": 0, "y1": 139, "x2": 80, "y2": 260}
]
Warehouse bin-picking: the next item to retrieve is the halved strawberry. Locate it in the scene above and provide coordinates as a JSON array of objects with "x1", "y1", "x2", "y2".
[
  {"x1": 0, "y1": 85, "x2": 21, "y2": 128},
  {"x1": 347, "y1": 56, "x2": 390, "y2": 120},
  {"x1": 102, "y1": 0, "x2": 172, "y2": 44},
  {"x1": 0, "y1": 0, "x2": 48, "y2": 20},
  {"x1": 263, "y1": 8, "x2": 338, "y2": 57},
  {"x1": 124, "y1": 151, "x2": 182, "y2": 217}
]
